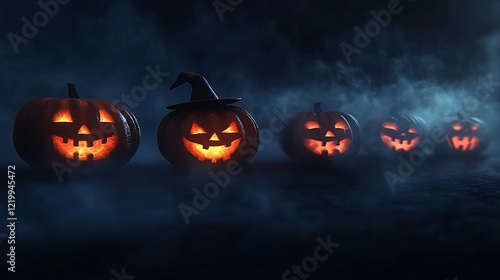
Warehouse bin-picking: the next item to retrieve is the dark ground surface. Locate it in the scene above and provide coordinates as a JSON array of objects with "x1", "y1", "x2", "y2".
[{"x1": 1, "y1": 156, "x2": 500, "y2": 280}]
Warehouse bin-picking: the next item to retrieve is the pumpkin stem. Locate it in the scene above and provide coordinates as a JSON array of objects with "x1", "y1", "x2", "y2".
[
  {"x1": 314, "y1": 102, "x2": 323, "y2": 114},
  {"x1": 67, "y1": 83, "x2": 80, "y2": 98},
  {"x1": 169, "y1": 72, "x2": 219, "y2": 101}
]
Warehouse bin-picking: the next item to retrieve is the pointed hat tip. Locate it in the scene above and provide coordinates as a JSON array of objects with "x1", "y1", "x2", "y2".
[
  {"x1": 166, "y1": 71, "x2": 241, "y2": 110},
  {"x1": 169, "y1": 71, "x2": 219, "y2": 101},
  {"x1": 169, "y1": 71, "x2": 196, "y2": 90}
]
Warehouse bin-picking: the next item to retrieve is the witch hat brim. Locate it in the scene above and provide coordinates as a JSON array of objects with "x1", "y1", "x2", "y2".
[
  {"x1": 166, "y1": 71, "x2": 241, "y2": 110},
  {"x1": 166, "y1": 98, "x2": 241, "y2": 110}
]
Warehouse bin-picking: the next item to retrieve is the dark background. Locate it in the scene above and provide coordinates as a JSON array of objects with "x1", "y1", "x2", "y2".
[{"x1": 1, "y1": 0, "x2": 500, "y2": 279}]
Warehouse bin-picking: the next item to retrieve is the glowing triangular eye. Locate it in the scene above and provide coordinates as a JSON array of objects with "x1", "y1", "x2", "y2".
[
  {"x1": 99, "y1": 109, "x2": 114, "y2": 122},
  {"x1": 408, "y1": 128, "x2": 417, "y2": 133},
  {"x1": 452, "y1": 123, "x2": 462, "y2": 130},
  {"x1": 383, "y1": 122, "x2": 398, "y2": 130},
  {"x1": 335, "y1": 122, "x2": 349, "y2": 130},
  {"x1": 304, "y1": 121, "x2": 320, "y2": 129},
  {"x1": 471, "y1": 125, "x2": 478, "y2": 131},
  {"x1": 190, "y1": 123, "x2": 207, "y2": 134},
  {"x1": 53, "y1": 109, "x2": 73, "y2": 122},
  {"x1": 222, "y1": 121, "x2": 238, "y2": 133}
]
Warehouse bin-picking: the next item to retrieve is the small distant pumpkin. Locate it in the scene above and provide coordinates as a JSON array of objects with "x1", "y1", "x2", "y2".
[
  {"x1": 364, "y1": 108, "x2": 427, "y2": 156},
  {"x1": 280, "y1": 102, "x2": 360, "y2": 160},
  {"x1": 157, "y1": 72, "x2": 259, "y2": 167},
  {"x1": 13, "y1": 83, "x2": 141, "y2": 168},
  {"x1": 442, "y1": 115, "x2": 489, "y2": 155}
]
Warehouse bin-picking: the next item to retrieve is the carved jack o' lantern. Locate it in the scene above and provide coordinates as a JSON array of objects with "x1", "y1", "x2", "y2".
[
  {"x1": 182, "y1": 113, "x2": 243, "y2": 163},
  {"x1": 51, "y1": 103, "x2": 118, "y2": 161},
  {"x1": 364, "y1": 109, "x2": 427, "y2": 156},
  {"x1": 13, "y1": 83, "x2": 141, "y2": 168},
  {"x1": 379, "y1": 121, "x2": 421, "y2": 152},
  {"x1": 443, "y1": 116, "x2": 489, "y2": 154},
  {"x1": 157, "y1": 72, "x2": 259, "y2": 168},
  {"x1": 280, "y1": 102, "x2": 360, "y2": 160}
]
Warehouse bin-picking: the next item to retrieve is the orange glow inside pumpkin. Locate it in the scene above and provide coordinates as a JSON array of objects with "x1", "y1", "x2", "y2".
[
  {"x1": 304, "y1": 121, "x2": 320, "y2": 129},
  {"x1": 380, "y1": 134, "x2": 420, "y2": 151},
  {"x1": 380, "y1": 122, "x2": 420, "y2": 152},
  {"x1": 183, "y1": 138, "x2": 241, "y2": 163},
  {"x1": 52, "y1": 134, "x2": 118, "y2": 160},
  {"x1": 446, "y1": 136, "x2": 479, "y2": 152},
  {"x1": 183, "y1": 122, "x2": 241, "y2": 163},
  {"x1": 53, "y1": 109, "x2": 74, "y2": 122},
  {"x1": 303, "y1": 138, "x2": 352, "y2": 156},
  {"x1": 222, "y1": 121, "x2": 238, "y2": 133},
  {"x1": 51, "y1": 108, "x2": 118, "y2": 161},
  {"x1": 209, "y1": 133, "x2": 221, "y2": 141},
  {"x1": 446, "y1": 121, "x2": 481, "y2": 152},
  {"x1": 78, "y1": 125, "x2": 91, "y2": 134},
  {"x1": 303, "y1": 120, "x2": 352, "y2": 156},
  {"x1": 383, "y1": 123, "x2": 398, "y2": 130},
  {"x1": 99, "y1": 109, "x2": 114, "y2": 122},
  {"x1": 334, "y1": 121, "x2": 348, "y2": 130},
  {"x1": 190, "y1": 122, "x2": 207, "y2": 134}
]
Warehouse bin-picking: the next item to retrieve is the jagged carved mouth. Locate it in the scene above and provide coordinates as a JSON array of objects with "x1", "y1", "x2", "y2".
[
  {"x1": 380, "y1": 134, "x2": 419, "y2": 152},
  {"x1": 183, "y1": 138, "x2": 241, "y2": 163},
  {"x1": 446, "y1": 136, "x2": 478, "y2": 152},
  {"x1": 303, "y1": 138, "x2": 352, "y2": 156},
  {"x1": 52, "y1": 135, "x2": 118, "y2": 161}
]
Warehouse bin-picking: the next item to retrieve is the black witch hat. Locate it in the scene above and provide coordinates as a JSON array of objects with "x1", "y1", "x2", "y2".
[{"x1": 167, "y1": 71, "x2": 241, "y2": 110}]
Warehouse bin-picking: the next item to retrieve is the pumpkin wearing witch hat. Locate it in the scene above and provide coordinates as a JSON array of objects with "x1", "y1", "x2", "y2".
[{"x1": 157, "y1": 71, "x2": 259, "y2": 167}]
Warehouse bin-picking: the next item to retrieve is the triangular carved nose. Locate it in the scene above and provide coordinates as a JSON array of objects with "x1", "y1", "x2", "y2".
[
  {"x1": 209, "y1": 133, "x2": 220, "y2": 141},
  {"x1": 325, "y1": 130, "x2": 334, "y2": 137},
  {"x1": 78, "y1": 125, "x2": 91, "y2": 134}
]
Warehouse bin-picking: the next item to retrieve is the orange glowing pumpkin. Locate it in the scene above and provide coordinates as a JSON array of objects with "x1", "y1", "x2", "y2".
[
  {"x1": 364, "y1": 109, "x2": 427, "y2": 156},
  {"x1": 158, "y1": 72, "x2": 259, "y2": 167},
  {"x1": 13, "y1": 83, "x2": 141, "y2": 168},
  {"x1": 442, "y1": 116, "x2": 489, "y2": 155},
  {"x1": 280, "y1": 102, "x2": 360, "y2": 160}
]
